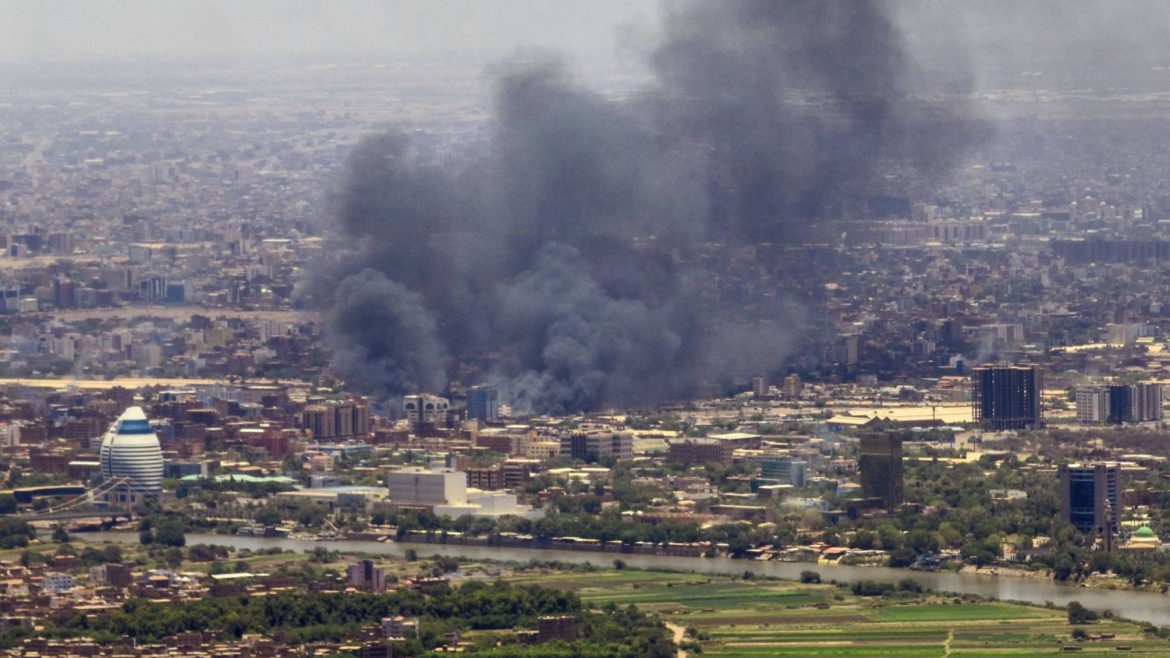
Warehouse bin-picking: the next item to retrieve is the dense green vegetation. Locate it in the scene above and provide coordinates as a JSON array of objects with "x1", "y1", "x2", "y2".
[{"x1": 12, "y1": 579, "x2": 671, "y2": 657}]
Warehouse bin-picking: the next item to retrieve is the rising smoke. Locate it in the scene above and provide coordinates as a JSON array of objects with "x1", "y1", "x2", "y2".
[{"x1": 315, "y1": 0, "x2": 982, "y2": 414}]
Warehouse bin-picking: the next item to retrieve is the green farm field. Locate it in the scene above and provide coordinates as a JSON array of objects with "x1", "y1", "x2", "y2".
[{"x1": 505, "y1": 568, "x2": 1170, "y2": 657}]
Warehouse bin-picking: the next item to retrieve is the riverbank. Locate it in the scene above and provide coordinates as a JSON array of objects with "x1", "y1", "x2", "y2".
[{"x1": 82, "y1": 531, "x2": 1170, "y2": 627}]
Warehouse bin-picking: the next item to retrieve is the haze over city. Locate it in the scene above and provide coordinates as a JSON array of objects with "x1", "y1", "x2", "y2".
[{"x1": 4, "y1": 2, "x2": 1170, "y2": 657}]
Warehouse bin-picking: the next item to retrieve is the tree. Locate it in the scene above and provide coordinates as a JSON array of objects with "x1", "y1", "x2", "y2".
[
  {"x1": 0, "y1": 494, "x2": 17, "y2": 514},
  {"x1": 51, "y1": 525, "x2": 70, "y2": 543},
  {"x1": 139, "y1": 529, "x2": 153, "y2": 545},
  {"x1": 154, "y1": 518, "x2": 186, "y2": 548},
  {"x1": 903, "y1": 526, "x2": 940, "y2": 552},
  {"x1": 849, "y1": 529, "x2": 876, "y2": 550},
  {"x1": 164, "y1": 547, "x2": 184, "y2": 569},
  {"x1": 799, "y1": 570, "x2": 821, "y2": 584},
  {"x1": 1067, "y1": 601, "x2": 1098, "y2": 625},
  {"x1": 254, "y1": 506, "x2": 283, "y2": 527}
]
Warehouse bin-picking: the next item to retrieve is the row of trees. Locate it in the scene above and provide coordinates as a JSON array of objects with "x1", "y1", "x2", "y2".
[{"x1": 25, "y1": 580, "x2": 671, "y2": 657}]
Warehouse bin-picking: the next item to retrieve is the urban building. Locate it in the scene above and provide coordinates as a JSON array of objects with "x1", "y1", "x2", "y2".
[
  {"x1": 972, "y1": 364, "x2": 1043, "y2": 430},
  {"x1": 382, "y1": 616, "x2": 420, "y2": 639},
  {"x1": 783, "y1": 374, "x2": 803, "y2": 399},
  {"x1": 1076, "y1": 387, "x2": 1109, "y2": 423},
  {"x1": 538, "y1": 616, "x2": 576, "y2": 642},
  {"x1": 1108, "y1": 383, "x2": 1164, "y2": 423},
  {"x1": 434, "y1": 490, "x2": 543, "y2": 520},
  {"x1": 99, "y1": 406, "x2": 164, "y2": 505},
  {"x1": 858, "y1": 434, "x2": 903, "y2": 509},
  {"x1": 387, "y1": 467, "x2": 467, "y2": 507},
  {"x1": 751, "y1": 375, "x2": 769, "y2": 398},
  {"x1": 1076, "y1": 383, "x2": 1163, "y2": 424},
  {"x1": 667, "y1": 439, "x2": 732, "y2": 465},
  {"x1": 466, "y1": 385, "x2": 499, "y2": 423},
  {"x1": 466, "y1": 467, "x2": 505, "y2": 491},
  {"x1": 41, "y1": 573, "x2": 73, "y2": 593},
  {"x1": 759, "y1": 457, "x2": 807, "y2": 487},
  {"x1": 346, "y1": 559, "x2": 386, "y2": 592},
  {"x1": 403, "y1": 394, "x2": 449, "y2": 430},
  {"x1": 1060, "y1": 462, "x2": 1122, "y2": 550},
  {"x1": 559, "y1": 431, "x2": 633, "y2": 462}
]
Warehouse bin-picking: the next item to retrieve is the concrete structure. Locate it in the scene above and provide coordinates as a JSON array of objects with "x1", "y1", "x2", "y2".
[
  {"x1": 41, "y1": 572, "x2": 72, "y2": 593},
  {"x1": 538, "y1": 616, "x2": 576, "y2": 642},
  {"x1": 1076, "y1": 387, "x2": 1109, "y2": 423},
  {"x1": 1108, "y1": 383, "x2": 1164, "y2": 423},
  {"x1": 403, "y1": 394, "x2": 449, "y2": 429},
  {"x1": 751, "y1": 375, "x2": 769, "y2": 398},
  {"x1": 972, "y1": 364, "x2": 1043, "y2": 430},
  {"x1": 759, "y1": 457, "x2": 807, "y2": 487},
  {"x1": 667, "y1": 438, "x2": 732, "y2": 464},
  {"x1": 383, "y1": 616, "x2": 420, "y2": 639},
  {"x1": 99, "y1": 406, "x2": 164, "y2": 504},
  {"x1": 1060, "y1": 462, "x2": 1121, "y2": 549},
  {"x1": 434, "y1": 490, "x2": 543, "y2": 520},
  {"x1": 858, "y1": 434, "x2": 903, "y2": 509},
  {"x1": 559, "y1": 431, "x2": 633, "y2": 462},
  {"x1": 1077, "y1": 383, "x2": 1163, "y2": 424},
  {"x1": 346, "y1": 559, "x2": 386, "y2": 592},
  {"x1": 783, "y1": 374, "x2": 803, "y2": 399},
  {"x1": 387, "y1": 467, "x2": 467, "y2": 507}
]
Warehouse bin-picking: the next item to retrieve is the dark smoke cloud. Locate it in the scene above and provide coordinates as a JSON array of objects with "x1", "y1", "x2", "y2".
[
  {"x1": 317, "y1": 0, "x2": 983, "y2": 414},
  {"x1": 326, "y1": 269, "x2": 449, "y2": 398}
]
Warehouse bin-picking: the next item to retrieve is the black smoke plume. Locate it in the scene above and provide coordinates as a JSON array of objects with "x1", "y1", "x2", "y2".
[{"x1": 316, "y1": 0, "x2": 981, "y2": 414}]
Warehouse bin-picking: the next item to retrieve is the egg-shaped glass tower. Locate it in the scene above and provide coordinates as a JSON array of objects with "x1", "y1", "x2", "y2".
[{"x1": 99, "y1": 406, "x2": 164, "y2": 502}]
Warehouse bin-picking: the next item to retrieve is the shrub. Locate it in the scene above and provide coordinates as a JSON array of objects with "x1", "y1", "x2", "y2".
[{"x1": 799, "y1": 570, "x2": 821, "y2": 584}]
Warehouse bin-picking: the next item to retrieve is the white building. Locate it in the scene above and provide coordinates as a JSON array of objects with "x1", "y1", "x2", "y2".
[
  {"x1": 434, "y1": 489, "x2": 543, "y2": 521},
  {"x1": 403, "y1": 394, "x2": 449, "y2": 428},
  {"x1": 387, "y1": 467, "x2": 466, "y2": 506},
  {"x1": 100, "y1": 406, "x2": 164, "y2": 503},
  {"x1": 41, "y1": 572, "x2": 72, "y2": 593}
]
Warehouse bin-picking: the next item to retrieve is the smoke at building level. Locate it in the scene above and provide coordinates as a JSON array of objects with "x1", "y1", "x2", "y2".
[{"x1": 315, "y1": 0, "x2": 985, "y2": 414}]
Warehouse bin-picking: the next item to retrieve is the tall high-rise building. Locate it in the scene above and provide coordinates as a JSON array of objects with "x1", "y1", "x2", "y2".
[
  {"x1": 1076, "y1": 383, "x2": 1163, "y2": 424},
  {"x1": 466, "y1": 385, "x2": 499, "y2": 423},
  {"x1": 1060, "y1": 463, "x2": 1121, "y2": 550},
  {"x1": 858, "y1": 434, "x2": 903, "y2": 509},
  {"x1": 1108, "y1": 383, "x2": 1164, "y2": 423},
  {"x1": 1076, "y1": 388, "x2": 1109, "y2": 423},
  {"x1": 100, "y1": 406, "x2": 164, "y2": 505},
  {"x1": 751, "y1": 375, "x2": 769, "y2": 398},
  {"x1": 972, "y1": 364, "x2": 1043, "y2": 430}
]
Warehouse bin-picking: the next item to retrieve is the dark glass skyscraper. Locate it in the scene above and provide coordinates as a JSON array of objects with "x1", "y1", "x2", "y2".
[
  {"x1": 859, "y1": 434, "x2": 903, "y2": 509},
  {"x1": 466, "y1": 384, "x2": 499, "y2": 423},
  {"x1": 1060, "y1": 463, "x2": 1120, "y2": 550}
]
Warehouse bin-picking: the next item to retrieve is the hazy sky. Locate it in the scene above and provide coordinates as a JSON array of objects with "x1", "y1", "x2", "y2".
[
  {"x1": 6, "y1": 0, "x2": 1170, "y2": 92},
  {"x1": 0, "y1": 1, "x2": 660, "y2": 62}
]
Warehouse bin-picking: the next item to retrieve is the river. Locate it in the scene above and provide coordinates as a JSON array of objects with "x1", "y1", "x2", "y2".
[{"x1": 86, "y1": 531, "x2": 1170, "y2": 626}]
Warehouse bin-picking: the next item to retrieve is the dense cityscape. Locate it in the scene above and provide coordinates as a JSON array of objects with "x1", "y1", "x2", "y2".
[{"x1": 8, "y1": 1, "x2": 1170, "y2": 656}]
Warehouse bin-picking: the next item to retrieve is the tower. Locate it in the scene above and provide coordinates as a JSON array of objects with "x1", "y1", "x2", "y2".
[
  {"x1": 466, "y1": 385, "x2": 499, "y2": 423},
  {"x1": 99, "y1": 406, "x2": 164, "y2": 505},
  {"x1": 1060, "y1": 462, "x2": 1121, "y2": 551},
  {"x1": 972, "y1": 364, "x2": 1043, "y2": 430},
  {"x1": 858, "y1": 433, "x2": 903, "y2": 509}
]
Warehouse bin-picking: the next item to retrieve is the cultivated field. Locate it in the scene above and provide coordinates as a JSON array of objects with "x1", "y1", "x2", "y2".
[{"x1": 506, "y1": 569, "x2": 1170, "y2": 656}]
